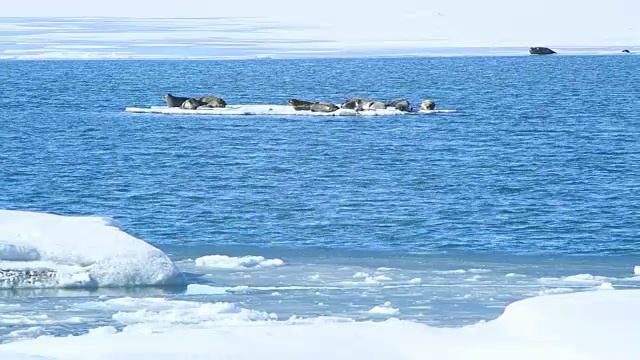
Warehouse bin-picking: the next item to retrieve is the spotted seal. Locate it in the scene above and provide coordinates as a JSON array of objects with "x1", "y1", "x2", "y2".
[
  {"x1": 310, "y1": 102, "x2": 339, "y2": 113},
  {"x1": 181, "y1": 98, "x2": 203, "y2": 110},
  {"x1": 163, "y1": 94, "x2": 190, "y2": 108},
  {"x1": 197, "y1": 96, "x2": 227, "y2": 108},
  {"x1": 289, "y1": 99, "x2": 315, "y2": 111},
  {"x1": 385, "y1": 99, "x2": 411, "y2": 112},
  {"x1": 420, "y1": 99, "x2": 436, "y2": 111}
]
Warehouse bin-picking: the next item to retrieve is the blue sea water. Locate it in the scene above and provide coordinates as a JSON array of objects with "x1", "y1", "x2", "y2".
[{"x1": 0, "y1": 56, "x2": 638, "y2": 341}]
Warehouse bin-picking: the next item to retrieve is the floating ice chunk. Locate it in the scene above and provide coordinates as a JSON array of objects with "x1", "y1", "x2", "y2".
[
  {"x1": 194, "y1": 255, "x2": 284, "y2": 269},
  {"x1": 634, "y1": 266, "x2": 640, "y2": 276},
  {"x1": 370, "y1": 275, "x2": 392, "y2": 282},
  {"x1": 185, "y1": 284, "x2": 230, "y2": 295},
  {"x1": 468, "y1": 269, "x2": 492, "y2": 274},
  {"x1": 111, "y1": 301, "x2": 277, "y2": 325},
  {"x1": 538, "y1": 288, "x2": 574, "y2": 296},
  {"x1": 433, "y1": 269, "x2": 467, "y2": 274},
  {"x1": 368, "y1": 302, "x2": 400, "y2": 315},
  {"x1": 353, "y1": 272, "x2": 369, "y2": 279},
  {"x1": 539, "y1": 273, "x2": 612, "y2": 285},
  {"x1": 308, "y1": 274, "x2": 321, "y2": 280},
  {"x1": 506, "y1": 273, "x2": 526, "y2": 278},
  {"x1": 0, "y1": 210, "x2": 184, "y2": 288},
  {"x1": 408, "y1": 278, "x2": 422, "y2": 284}
]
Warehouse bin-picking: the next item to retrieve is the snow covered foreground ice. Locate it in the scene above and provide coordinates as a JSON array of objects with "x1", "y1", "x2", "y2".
[
  {"x1": 1, "y1": 290, "x2": 639, "y2": 359},
  {"x1": 125, "y1": 105, "x2": 456, "y2": 117},
  {"x1": 0, "y1": 210, "x2": 184, "y2": 288}
]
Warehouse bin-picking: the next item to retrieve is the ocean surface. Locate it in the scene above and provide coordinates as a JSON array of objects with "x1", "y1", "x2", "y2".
[{"x1": 0, "y1": 55, "x2": 638, "y2": 343}]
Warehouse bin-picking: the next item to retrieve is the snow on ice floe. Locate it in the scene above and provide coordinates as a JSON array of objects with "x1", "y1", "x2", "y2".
[
  {"x1": 125, "y1": 105, "x2": 456, "y2": 117},
  {"x1": 194, "y1": 255, "x2": 285, "y2": 269},
  {"x1": 2, "y1": 290, "x2": 640, "y2": 359},
  {"x1": 0, "y1": 210, "x2": 184, "y2": 289}
]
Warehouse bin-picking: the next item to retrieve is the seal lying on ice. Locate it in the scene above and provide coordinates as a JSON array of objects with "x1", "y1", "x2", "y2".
[
  {"x1": 164, "y1": 94, "x2": 227, "y2": 109},
  {"x1": 310, "y1": 102, "x2": 339, "y2": 113},
  {"x1": 163, "y1": 94, "x2": 190, "y2": 108},
  {"x1": 420, "y1": 99, "x2": 436, "y2": 110},
  {"x1": 289, "y1": 99, "x2": 315, "y2": 111},
  {"x1": 385, "y1": 99, "x2": 411, "y2": 112},
  {"x1": 197, "y1": 96, "x2": 226, "y2": 108}
]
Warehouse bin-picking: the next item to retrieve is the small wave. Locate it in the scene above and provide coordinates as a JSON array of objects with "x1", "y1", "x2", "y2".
[{"x1": 194, "y1": 255, "x2": 285, "y2": 269}]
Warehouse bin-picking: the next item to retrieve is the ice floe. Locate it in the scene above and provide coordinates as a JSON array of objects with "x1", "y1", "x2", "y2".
[
  {"x1": 194, "y1": 255, "x2": 285, "y2": 269},
  {"x1": 125, "y1": 105, "x2": 455, "y2": 117},
  {"x1": 0, "y1": 210, "x2": 184, "y2": 288}
]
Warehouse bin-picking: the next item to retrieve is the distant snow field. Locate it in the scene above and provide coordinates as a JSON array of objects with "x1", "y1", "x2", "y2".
[{"x1": 0, "y1": 0, "x2": 637, "y2": 60}]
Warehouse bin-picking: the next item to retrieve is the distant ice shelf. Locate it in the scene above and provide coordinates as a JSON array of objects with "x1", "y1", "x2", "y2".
[{"x1": 125, "y1": 105, "x2": 456, "y2": 117}]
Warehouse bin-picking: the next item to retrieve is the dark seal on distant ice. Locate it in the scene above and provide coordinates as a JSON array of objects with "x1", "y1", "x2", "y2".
[{"x1": 529, "y1": 47, "x2": 556, "y2": 55}]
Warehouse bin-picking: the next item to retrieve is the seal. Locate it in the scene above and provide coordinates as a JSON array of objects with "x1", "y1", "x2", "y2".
[
  {"x1": 386, "y1": 99, "x2": 411, "y2": 112},
  {"x1": 163, "y1": 93, "x2": 190, "y2": 108},
  {"x1": 622, "y1": 49, "x2": 631, "y2": 53},
  {"x1": 529, "y1": 47, "x2": 556, "y2": 55},
  {"x1": 420, "y1": 99, "x2": 436, "y2": 111},
  {"x1": 197, "y1": 96, "x2": 227, "y2": 108},
  {"x1": 289, "y1": 99, "x2": 315, "y2": 111},
  {"x1": 342, "y1": 98, "x2": 373, "y2": 110},
  {"x1": 181, "y1": 98, "x2": 203, "y2": 110},
  {"x1": 310, "y1": 102, "x2": 339, "y2": 113},
  {"x1": 363, "y1": 101, "x2": 386, "y2": 110}
]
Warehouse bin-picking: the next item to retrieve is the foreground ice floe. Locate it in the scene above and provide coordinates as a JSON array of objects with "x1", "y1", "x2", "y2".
[
  {"x1": 0, "y1": 290, "x2": 639, "y2": 359},
  {"x1": 0, "y1": 210, "x2": 184, "y2": 288},
  {"x1": 125, "y1": 105, "x2": 456, "y2": 116}
]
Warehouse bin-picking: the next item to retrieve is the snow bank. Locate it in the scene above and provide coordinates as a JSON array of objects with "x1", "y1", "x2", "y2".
[
  {"x1": 2, "y1": 290, "x2": 640, "y2": 359},
  {"x1": 0, "y1": 210, "x2": 184, "y2": 288},
  {"x1": 194, "y1": 255, "x2": 284, "y2": 269},
  {"x1": 125, "y1": 105, "x2": 455, "y2": 117}
]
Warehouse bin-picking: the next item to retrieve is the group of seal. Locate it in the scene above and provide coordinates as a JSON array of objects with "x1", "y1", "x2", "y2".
[
  {"x1": 288, "y1": 97, "x2": 436, "y2": 113},
  {"x1": 163, "y1": 93, "x2": 437, "y2": 114},
  {"x1": 163, "y1": 94, "x2": 227, "y2": 109}
]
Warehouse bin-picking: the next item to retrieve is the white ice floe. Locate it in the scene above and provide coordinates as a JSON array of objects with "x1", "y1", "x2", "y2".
[
  {"x1": 537, "y1": 287, "x2": 574, "y2": 296},
  {"x1": 408, "y1": 278, "x2": 422, "y2": 284},
  {"x1": 368, "y1": 302, "x2": 400, "y2": 315},
  {"x1": 538, "y1": 273, "x2": 612, "y2": 285},
  {"x1": 194, "y1": 255, "x2": 285, "y2": 269},
  {"x1": 3, "y1": 290, "x2": 640, "y2": 359},
  {"x1": 634, "y1": 266, "x2": 640, "y2": 276},
  {"x1": 0, "y1": 210, "x2": 184, "y2": 288},
  {"x1": 433, "y1": 269, "x2": 467, "y2": 274},
  {"x1": 125, "y1": 105, "x2": 455, "y2": 117}
]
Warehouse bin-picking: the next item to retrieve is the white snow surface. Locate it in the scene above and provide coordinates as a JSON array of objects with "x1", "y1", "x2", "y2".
[
  {"x1": 194, "y1": 255, "x2": 285, "y2": 269},
  {"x1": 0, "y1": 210, "x2": 184, "y2": 288},
  {"x1": 125, "y1": 105, "x2": 454, "y2": 117},
  {"x1": 1, "y1": 290, "x2": 640, "y2": 359}
]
